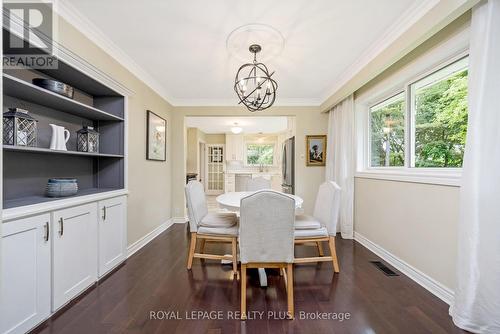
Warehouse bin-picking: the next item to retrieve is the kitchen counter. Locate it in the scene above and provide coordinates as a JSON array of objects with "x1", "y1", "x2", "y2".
[
  {"x1": 225, "y1": 170, "x2": 281, "y2": 175},
  {"x1": 224, "y1": 171, "x2": 282, "y2": 192}
]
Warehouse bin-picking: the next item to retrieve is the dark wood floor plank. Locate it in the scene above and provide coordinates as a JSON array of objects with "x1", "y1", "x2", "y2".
[{"x1": 30, "y1": 224, "x2": 468, "y2": 334}]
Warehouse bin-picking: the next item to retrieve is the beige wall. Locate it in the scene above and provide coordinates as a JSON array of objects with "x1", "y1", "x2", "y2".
[
  {"x1": 186, "y1": 128, "x2": 206, "y2": 174},
  {"x1": 206, "y1": 134, "x2": 225, "y2": 144},
  {"x1": 353, "y1": 14, "x2": 470, "y2": 292},
  {"x1": 354, "y1": 178, "x2": 459, "y2": 289},
  {"x1": 171, "y1": 107, "x2": 327, "y2": 218},
  {"x1": 57, "y1": 18, "x2": 173, "y2": 246}
]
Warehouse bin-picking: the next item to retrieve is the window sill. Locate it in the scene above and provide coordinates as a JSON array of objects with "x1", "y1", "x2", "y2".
[{"x1": 355, "y1": 169, "x2": 461, "y2": 187}]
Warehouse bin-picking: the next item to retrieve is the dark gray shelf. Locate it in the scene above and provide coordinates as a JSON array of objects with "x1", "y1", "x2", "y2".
[
  {"x1": 3, "y1": 188, "x2": 122, "y2": 209},
  {"x1": 3, "y1": 74, "x2": 124, "y2": 121},
  {"x1": 3, "y1": 145, "x2": 124, "y2": 158}
]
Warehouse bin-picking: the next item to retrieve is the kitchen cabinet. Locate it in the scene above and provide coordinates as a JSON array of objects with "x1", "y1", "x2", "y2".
[
  {"x1": 235, "y1": 174, "x2": 252, "y2": 192},
  {"x1": 225, "y1": 134, "x2": 244, "y2": 161},
  {"x1": 52, "y1": 203, "x2": 98, "y2": 311},
  {"x1": 0, "y1": 214, "x2": 51, "y2": 334},
  {"x1": 98, "y1": 196, "x2": 127, "y2": 277},
  {"x1": 224, "y1": 173, "x2": 235, "y2": 193}
]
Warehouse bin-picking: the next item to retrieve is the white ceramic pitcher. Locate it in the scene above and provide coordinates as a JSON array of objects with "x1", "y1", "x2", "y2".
[{"x1": 49, "y1": 124, "x2": 70, "y2": 151}]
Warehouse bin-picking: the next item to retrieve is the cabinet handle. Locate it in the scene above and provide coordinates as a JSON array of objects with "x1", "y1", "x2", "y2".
[
  {"x1": 59, "y1": 218, "x2": 64, "y2": 236},
  {"x1": 44, "y1": 222, "x2": 49, "y2": 241},
  {"x1": 103, "y1": 206, "x2": 107, "y2": 221}
]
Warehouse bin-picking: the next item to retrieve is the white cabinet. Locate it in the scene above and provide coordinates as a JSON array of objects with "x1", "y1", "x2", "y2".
[
  {"x1": 224, "y1": 173, "x2": 235, "y2": 193},
  {"x1": 225, "y1": 134, "x2": 244, "y2": 161},
  {"x1": 0, "y1": 214, "x2": 51, "y2": 334},
  {"x1": 52, "y1": 203, "x2": 98, "y2": 311},
  {"x1": 98, "y1": 196, "x2": 127, "y2": 277}
]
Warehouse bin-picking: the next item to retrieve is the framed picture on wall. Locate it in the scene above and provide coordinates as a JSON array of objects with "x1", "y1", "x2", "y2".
[
  {"x1": 306, "y1": 135, "x2": 327, "y2": 166},
  {"x1": 146, "y1": 110, "x2": 167, "y2": 161}
]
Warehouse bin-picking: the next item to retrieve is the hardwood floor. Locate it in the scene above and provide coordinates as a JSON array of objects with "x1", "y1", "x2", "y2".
[{"x1": 31, "y1": 224, "x2": 467, "y2": 334}]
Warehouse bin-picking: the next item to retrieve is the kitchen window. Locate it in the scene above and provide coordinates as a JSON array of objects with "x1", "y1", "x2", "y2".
[
  {"x1": 246, "y1": 143, "x2": 275, "y2": 166},
  {"x1": 368, "y1": 56, "x2": 468, "y2": 172}
]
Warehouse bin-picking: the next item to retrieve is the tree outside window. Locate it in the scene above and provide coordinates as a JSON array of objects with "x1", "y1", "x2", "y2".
[
  {"x1": 370, "y1": 93, "x2": 405, "y2": 167},
  {"x1": 247, "y1": 144, "x2": 274, "y2": 165},
  {"x1": 413, "y1": 68, "x2": 468, "y2": 168},
  {"x1": 369, "y1": 56, "x2": 468, "y2": 169}
]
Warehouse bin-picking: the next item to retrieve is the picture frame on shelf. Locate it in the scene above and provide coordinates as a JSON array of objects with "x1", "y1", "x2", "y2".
[
  {"x1": 146, "y1": 110, "x2": 167, "y2": 161},
  {"x1": 306, "y1": 135, "x2": 326, "y2": 166}
]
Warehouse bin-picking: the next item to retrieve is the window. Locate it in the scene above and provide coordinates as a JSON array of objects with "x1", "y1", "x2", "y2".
[
  {"x1": 411, "y1": 57, "x2": 468, "y2": 168},
  {"x1": 368, "y1": 56, "x2": 468, "y2": 170},
  {"x1": 370, "y1": 93, "x2": 405, "y2": 167},
  {"x1": 246, "y1": 143, "x2": 274, "y2": 165}
]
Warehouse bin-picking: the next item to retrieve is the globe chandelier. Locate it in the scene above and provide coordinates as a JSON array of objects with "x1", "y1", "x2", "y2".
[{"x1": 234, "y1": 44, "x2": 278, "y2": 112}]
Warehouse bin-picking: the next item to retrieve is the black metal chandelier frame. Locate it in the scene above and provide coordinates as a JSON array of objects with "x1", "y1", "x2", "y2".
[{"x1": 234, "y1": 44, "x2": 278, "y2": 112}]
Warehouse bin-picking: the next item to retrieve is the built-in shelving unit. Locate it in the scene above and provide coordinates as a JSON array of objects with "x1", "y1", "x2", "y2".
[
  {"x1": 3, "y1": 74, "x2": 124, "y2": 121},
  {"x1": 2, "y1": 40, "x2": 126, "y2": 209},
  {"x1": 3, "y1": 145, "x2": 124, "y2": 158}
]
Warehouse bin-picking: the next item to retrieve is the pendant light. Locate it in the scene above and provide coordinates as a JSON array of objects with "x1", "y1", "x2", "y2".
[{"x1": 234, "y1": 44, "x2": 278, "y2": 112}]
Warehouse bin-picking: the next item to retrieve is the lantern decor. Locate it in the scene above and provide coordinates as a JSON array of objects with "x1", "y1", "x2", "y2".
[
  {"x1": 234, "y1": 44, "x2": 278, "y2": 112},
  {"x1": 77, "y1": 125, "x2": 99, "y2": 153},
  {"x1": 3, "y1": 107, "x2": 38, "y2": 147}
]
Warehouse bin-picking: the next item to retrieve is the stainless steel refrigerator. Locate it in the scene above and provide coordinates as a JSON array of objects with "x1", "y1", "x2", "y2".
[{"x1": 281, "y1": 136, "x2": 295, "y2": 194}]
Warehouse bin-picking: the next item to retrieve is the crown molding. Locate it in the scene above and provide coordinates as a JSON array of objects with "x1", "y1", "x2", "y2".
[
  {"x1": 54, "y1": 0, "x2": 447, "y2": 109},
  {"x1": 54, "y1": 1, "x2": 175, "y2": 104},
  {"x1": 172, "y1": 97, "x2": 321, "y2": 107},
  {"x1": 319, "y1": 0, "x2": 440, "y2": 107}
]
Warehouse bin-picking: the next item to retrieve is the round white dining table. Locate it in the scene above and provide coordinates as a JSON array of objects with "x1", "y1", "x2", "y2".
[
  {"x1": 215, "y1": 191, "x2": 303, "y2": 287},
  {"x1": 216, "y1": 191, "x2": 303, "y2": 211}
]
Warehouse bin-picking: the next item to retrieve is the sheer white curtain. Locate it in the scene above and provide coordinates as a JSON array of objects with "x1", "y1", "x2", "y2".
[
  {"x1": 325, "y1": 95, "x2": 354, "y2": 239},
  {"x1": 450, "y1": 1, "x2": 500, "y2": 332}
]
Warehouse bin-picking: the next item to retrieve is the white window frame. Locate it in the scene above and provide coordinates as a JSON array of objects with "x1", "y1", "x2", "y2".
[
  {"x1": 357, "y1": 51, "x2": 469, "y2": 187},
  {"x1": 244, "y1": 141, "x2": 276, "y2": 167}
]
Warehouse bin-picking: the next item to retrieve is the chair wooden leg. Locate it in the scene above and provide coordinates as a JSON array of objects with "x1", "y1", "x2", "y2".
[
  {"x1": 241, "y1": 264, "x2": 247, "y2": 320},
  {"x1": 200, "y1": 239, "x2": 206, "y2": 253},
  {"x1": 316, "y1": 241, "x2": 324, "y2": 256},
  {"x1": 231, "y1": 237, "x2": 238, "y2": 276},
  {"x1": 286, "y1": 263, "x2": 294, "y2": 319},
  {"x1": 187, "y1": 232, "x2": 197, "y2": 270},
  {"x1": 328, "y1": 236, "x2": 340, "y2": 273}
]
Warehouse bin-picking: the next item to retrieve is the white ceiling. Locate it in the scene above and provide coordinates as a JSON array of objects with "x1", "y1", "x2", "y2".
[
  {"x1": 185, "y1": 116, "x2": 288, "y2": 134},
  {"x1": 63, "y1": 0, "x2": 421, "y2": 106}
]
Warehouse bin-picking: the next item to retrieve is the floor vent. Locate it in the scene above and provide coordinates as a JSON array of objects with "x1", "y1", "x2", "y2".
[{"x1": 370, "y1": 261, "x2": 399, "y2": 276}]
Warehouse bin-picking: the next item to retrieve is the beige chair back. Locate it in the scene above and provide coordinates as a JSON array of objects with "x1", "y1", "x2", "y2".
[
  {"x1": 239, "y1": 190, "x2": 295, "y2": 263},
  {"x1": 185, "y1": 180, "x2": 208, "y2": 232},
  {"x1": 247, "y1": 176, "x2": 271, "y2": 191},
  {"x1": 313, "y1": 181, "x2": 341, "y2": 236}
]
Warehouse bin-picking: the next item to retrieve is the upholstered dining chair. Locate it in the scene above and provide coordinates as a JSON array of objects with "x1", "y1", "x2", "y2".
[
  {"x1": 185, "y1": 180, "x2": 239, "y2": 276},
  {"x1": 239, "y1": 190, "x2": 295, "y2": 320},
  {"x1": 293, "y1": 181, "x2": 341, "y2": 273},
  {"x1": 246, "y1": 176, "x2": 271, "y2": 191}
]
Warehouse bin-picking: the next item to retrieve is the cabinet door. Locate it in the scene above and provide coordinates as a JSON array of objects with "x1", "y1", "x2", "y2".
[
  {"x1": 225, "y1": 135, "x2": 235, "y2": 161},
  {"x1": 234, "y1": 135, "x2": 244, "y2": 161},
  {"x1": 0, "y1": 214, "x2": 51, "y2": 334},
  {"x1": 225, "y1": 174, "x2": 235, "y2": 193},
  {"x1": 52, "y1": 203, "x2": 98, "y2": 311},
  {"x1": 98, "y1": 196, "x2": 127, "y2": 277}
]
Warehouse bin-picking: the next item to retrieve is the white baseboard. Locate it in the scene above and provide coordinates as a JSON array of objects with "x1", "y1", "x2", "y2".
[
  {"x1": 127, "y1": 218, "x2": 175, "y2": 258},
  {"x1": 173, "y1": 216, "x2": 188, "y2": 224},
  {"x1": 354, "y1": 231, "x2": 454, "y2": 305}
]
